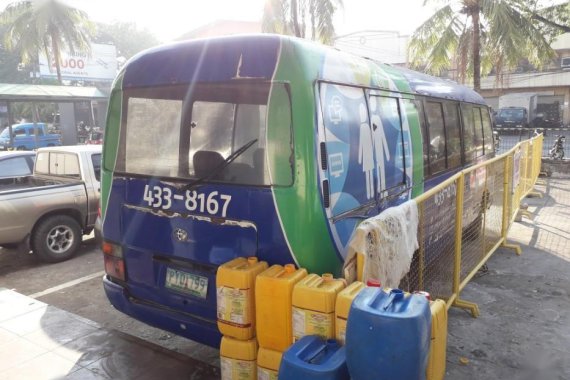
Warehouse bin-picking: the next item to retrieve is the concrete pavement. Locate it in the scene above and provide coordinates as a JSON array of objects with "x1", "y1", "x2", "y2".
[
  {"x1": 0, "y1": 174, "x2": 569, "y2": 379},
  {"x1": 0, "y1": 289, "x2": 220, "y2": 379},
  {"x1": 446, "y1": 174, "x2": 570, "y2": 379}
]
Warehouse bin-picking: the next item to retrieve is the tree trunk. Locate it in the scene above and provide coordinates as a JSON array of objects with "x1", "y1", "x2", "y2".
[
  {"x1": 472, "y1": 6, "x2": 481, "y2": 92},
  {"x1": 51, "y1": 32, "x2": 62, "y2": 84},
  {"x1": 291, "y1": 0, "x2": 302, "y2": 37}
]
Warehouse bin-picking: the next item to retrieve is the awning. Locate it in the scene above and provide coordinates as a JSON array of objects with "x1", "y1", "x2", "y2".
[{"x1": 0, "y1": 83, "x2": 108, "y2": 102}]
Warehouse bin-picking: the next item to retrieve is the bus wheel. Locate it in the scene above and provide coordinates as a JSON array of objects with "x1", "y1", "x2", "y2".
[
  {"x1": 32, "y1": 215, "x2": 81, "y2": 263},
  {"x1": 16, "y1": 146, "x2": 26, "y2": 150}
]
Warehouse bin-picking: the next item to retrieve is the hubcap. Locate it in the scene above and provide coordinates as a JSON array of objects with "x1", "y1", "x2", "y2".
[{"x1": 46, "y1": 224, "x2": 74, "y2": 254}]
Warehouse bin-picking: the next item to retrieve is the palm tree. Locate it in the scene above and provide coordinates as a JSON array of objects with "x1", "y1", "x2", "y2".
[
  {"x1": 408, "y1": 0, "x2": 568, "y2": 92},
  {"x1": 262, "y1": 0, "x2": 343, "y2": 45},
  {"x1": 1, "y1": 0, "x2": 93, "y2": 84}
]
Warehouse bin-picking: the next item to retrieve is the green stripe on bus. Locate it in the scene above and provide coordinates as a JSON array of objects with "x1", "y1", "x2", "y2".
[
  {"x1": 271, "y1": 40, "x2": 342, "y2": 275},
  {"x1": 101, "y1": 72, "x2": 124, "y2": 217}
]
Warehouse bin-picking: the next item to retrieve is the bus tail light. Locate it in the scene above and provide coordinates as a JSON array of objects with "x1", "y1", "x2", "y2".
[{"x1": 103, "y1": 241, "x2": 126, "y2": 281}]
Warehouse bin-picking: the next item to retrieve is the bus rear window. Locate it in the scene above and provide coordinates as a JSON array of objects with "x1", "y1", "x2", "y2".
[{"x1": 117, "y1": 82, "x2": 291, "y2": 186}]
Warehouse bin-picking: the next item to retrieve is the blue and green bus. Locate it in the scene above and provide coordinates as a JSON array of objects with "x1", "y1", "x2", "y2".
[{"x1": 101, "y1": 35, "x2": 494, "y2": 347}]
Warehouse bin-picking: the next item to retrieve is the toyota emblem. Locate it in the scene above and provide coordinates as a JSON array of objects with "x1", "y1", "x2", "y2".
[{"x1": 174, "y1": 228, "x2": 188, "y2": 242}]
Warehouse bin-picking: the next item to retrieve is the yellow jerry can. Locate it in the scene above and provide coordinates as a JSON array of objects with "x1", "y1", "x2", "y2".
[
  {"x1": 217, "y1": 257, "x2": 268, "y2": 340},
  {"x1": 427, "y1": 299, "x2": 448, "y2": 380},
  {"x1": 257, "y1": 347, "x2": 282, "y2": 380},
  {"x1": 256, "y1": 264, "x2": 308, "y2": 351},
  {"x1": 335, "y1": 281, "x2": 365, "y2": 345},
  {"x1": 292, "y1": 273, "x2": 345, "y2": 341},
  {"x1": 220, "y1": 336, "x2": 258, "y2": 380}
]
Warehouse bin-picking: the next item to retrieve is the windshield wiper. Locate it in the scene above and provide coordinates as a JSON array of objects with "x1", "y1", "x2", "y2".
[{"x1": 180, "y1": 138, "x2": 258, "y2": 192}]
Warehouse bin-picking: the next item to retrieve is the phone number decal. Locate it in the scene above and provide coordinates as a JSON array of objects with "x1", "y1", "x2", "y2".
[{"x1": 143, "y1": 185, "x2": 232, "y2": 217}]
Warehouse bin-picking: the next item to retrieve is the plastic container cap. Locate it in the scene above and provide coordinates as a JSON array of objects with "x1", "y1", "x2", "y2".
[
  {"x1": 322, "y1": 273, "x2": 333, "y2": 282},
  {"x1": 284, "y1": 264, "x2": 296, "y2": 273},
  {"x1": 366, "y1": 279, "x2": 381, "y2": 287},
  {"x1": 413, "y1": 291, "x2": 431, "y2": 301},
  {"x1": 248, "y1": 257, "x2": 259, "y2": 265}
]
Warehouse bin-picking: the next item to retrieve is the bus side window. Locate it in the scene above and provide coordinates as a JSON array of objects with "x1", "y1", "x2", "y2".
[
  {"x1": 369, "y1": 95, "x2": 406, "y2": 191},
  {"x1": 480, "y1": 108, "x2": 494, "y2": 155},
  {"x1": 405, "y1": 99, "x2": 429, "y2": 178},
  {"x1": 443, "y1": 102, "x2": 461, "y2": 169},
  {"x1": 425, "y1": 101, "x2": 446, "y2": 175},
  {"x1": 461, "y1": 104, "x2": 476, "y2": 164},
  {"x1": 473, "y1": 107, "x2": 485, "y2": 157}
]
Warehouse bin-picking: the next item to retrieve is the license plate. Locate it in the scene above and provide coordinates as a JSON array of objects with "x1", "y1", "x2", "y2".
[{"x1": 165, "y1": 268, "x2": 208, "y2": 299}]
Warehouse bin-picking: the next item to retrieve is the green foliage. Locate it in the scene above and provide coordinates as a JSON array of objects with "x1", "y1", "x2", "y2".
[
  {"x1": 93, "y1": 21, "x2": 160, "y2": 60},
  {"x1": 261, "y1": 0, "x2": 343, "y2": 44},
  {"x1": 409, "y1": 0, "x2": 570, "y2": 89},
  {"x1": 10, "y1": 101, "x2": 58, "y2": 123},
  {"x1": 0, "y1": 0, "x2": 94, "y2": 84}
]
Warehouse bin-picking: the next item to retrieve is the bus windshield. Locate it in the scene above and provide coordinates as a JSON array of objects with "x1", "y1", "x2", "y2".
[{"x1": 117, "y1": 81, "x2": 291, "y2": 186}]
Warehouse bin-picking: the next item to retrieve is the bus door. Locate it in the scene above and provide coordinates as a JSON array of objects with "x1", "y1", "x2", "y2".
[
  {"x1": 319, "y1": 83, "x2": 379, "y2": 249},
  {"x1": 367, "y1": 93, "x2": 410, "y2": 211}
]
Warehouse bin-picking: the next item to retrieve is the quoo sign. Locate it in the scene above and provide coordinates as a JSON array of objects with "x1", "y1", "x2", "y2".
[{"x1": 38, "y1": 43, "x2": 117, "y2": 81}]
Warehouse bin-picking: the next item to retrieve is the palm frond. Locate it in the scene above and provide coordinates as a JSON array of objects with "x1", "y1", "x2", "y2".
[
  {"x1": 481, "y1": 0, "x2": 556, "y2": 72},
  {"x1": 408, "y1": 4, "x2": 464, "y2": 75}
]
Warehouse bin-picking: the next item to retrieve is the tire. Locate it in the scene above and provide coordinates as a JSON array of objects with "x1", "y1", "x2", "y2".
[
  {"x1": 32, "y1": 215, "x2": 82, "y2": 263},
  {"x1": 16, "y1": 146, "x2": 26, "y2": 151}
]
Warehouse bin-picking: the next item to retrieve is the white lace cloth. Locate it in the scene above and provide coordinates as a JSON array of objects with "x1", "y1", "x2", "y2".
[{"x1": 343, "y1": 199, "x2": 419, "y2": 288}]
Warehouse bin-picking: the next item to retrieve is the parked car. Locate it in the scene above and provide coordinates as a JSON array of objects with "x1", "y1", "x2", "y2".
[
  {"x1": 0, "y1": 145, "x2": 101, "y2": 262},
  {"x1": 0, "y1": 151, "x2": 36, "y2": 185},
  {"x1": 494, "y1": 107, "x2": 529, "y2": 130},
  {"x1": 0, "y1": 122, "x2": 61, "y2": 151}
]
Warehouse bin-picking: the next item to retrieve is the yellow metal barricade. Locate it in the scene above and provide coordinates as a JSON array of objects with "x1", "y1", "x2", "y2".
[{"x1": 398, "y1": 134, "x2": 543, "y2": 316}]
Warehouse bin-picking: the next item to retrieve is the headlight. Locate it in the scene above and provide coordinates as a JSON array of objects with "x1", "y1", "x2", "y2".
[{"x1": 516, "y1": 124, "x2": 522, "y2": 128}]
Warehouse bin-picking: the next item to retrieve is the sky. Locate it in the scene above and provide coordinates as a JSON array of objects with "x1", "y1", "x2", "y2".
[
  {"x1": 0, "y1": 0, "x2": 566, "y2": 43},
  {"x1": 64, "y1": 0, "x2": 435, "y2": 42}
]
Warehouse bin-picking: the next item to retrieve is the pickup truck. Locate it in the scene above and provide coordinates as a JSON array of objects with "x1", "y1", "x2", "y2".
[
  {"x1": 0, "y1": 122, "x2": 62, "y2": 151},
  {"x1": 0, "y1": 145, "x2": 101, "y2": 263}
]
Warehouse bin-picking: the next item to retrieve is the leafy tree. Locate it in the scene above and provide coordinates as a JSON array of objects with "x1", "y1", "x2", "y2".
[
  {"x1": 93, "y1": 21, "x2": 160, "y2": 61},
  {"x1": 408, "y1": 0, "x2": 570, "y2": 91},
  {"x1": 0, "y1": 0, "x2": 93, "y2": 84},
  {"x1": 0, "y1": 25, "x2": 30, "y2": 83},
  {"x1": 262, "y1": 0, "x2": 343, "y2": 44}
]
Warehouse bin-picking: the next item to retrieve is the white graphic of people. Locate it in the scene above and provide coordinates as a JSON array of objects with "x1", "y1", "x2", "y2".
[
  {"x1": 370, "y1": 97, "x2": 390, "y2": 193},
  {"x1": 358, "y1": 103, "x2": 374, "y2": 199}
]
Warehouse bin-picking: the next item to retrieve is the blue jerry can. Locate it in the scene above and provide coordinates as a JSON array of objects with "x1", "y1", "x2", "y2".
[
  {"x1": 279, "y1": 335, "x2": 349, "y2": 380},
  {"x1": 345, "y1": 288, "x2": 431, "y2": 380}
]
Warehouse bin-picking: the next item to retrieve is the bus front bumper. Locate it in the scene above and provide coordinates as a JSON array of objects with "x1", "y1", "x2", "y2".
[{"x1": 102, "y1": 275, "x2": 221, "y2": 348}]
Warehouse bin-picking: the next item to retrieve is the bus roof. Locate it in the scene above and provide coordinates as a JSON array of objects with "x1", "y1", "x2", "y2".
[{"x1": 120, "y1": 34, "x2": 486, "y2": 106}]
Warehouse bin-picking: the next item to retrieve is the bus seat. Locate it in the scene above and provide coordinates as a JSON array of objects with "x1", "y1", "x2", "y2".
[{"x1": 193, "y1": 150, "x2": 225, "y2": 179}]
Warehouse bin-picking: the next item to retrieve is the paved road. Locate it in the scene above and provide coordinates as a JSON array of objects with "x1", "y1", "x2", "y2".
[
  {"x1": 496, "y1": 129, "x2": 570, "y2": 157},
  {"x1": 0, "y1": 237, "x2": 220, "y2": 368}
]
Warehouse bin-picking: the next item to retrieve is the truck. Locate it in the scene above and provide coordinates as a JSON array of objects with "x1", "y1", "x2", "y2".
[
  {"x1": 494, "y1": 93, "x2": 538, "y2": 130},
  {"x1": 0, "y1": 145, "x2": 101, "y2": 263},
  {"x1": 0, "y1": 122, "x2": 62, "y2": 151}
]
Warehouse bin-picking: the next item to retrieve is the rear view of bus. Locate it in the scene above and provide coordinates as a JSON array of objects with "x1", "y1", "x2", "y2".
[{"x1": 100, "y1": 36, "x2": 297, "y2": 347}]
